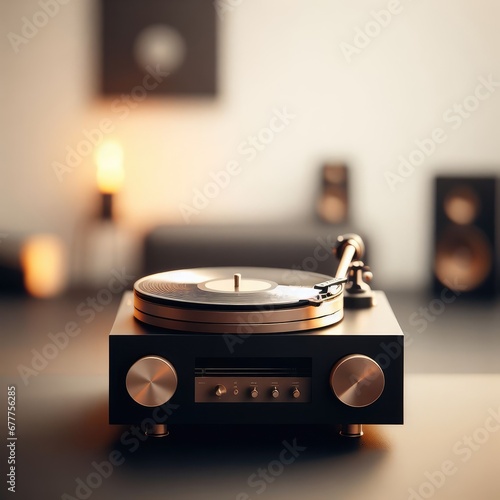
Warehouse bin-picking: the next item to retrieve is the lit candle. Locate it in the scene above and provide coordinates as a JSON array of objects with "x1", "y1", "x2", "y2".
[
  {"x1": 21, "y1": 234, "x2": 66, "y2": 298},
  {"x1": 95, "y1": 140, "x2": 124, "y2": 219}
]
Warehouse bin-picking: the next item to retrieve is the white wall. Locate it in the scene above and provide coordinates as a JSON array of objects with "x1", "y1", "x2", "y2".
[{"x1": 1, "y1": 0, "x2": 500, "y2": 288}]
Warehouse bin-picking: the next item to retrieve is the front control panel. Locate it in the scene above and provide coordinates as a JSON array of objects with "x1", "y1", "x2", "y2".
[
  {"x1": 194, "y1": 357, "x2": 311, "y2": 403},
  {"x1": 195, "y1": 376, "x2": 311, "y2": 403}
]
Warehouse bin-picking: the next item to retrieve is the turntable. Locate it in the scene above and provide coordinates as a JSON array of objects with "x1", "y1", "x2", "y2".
[{"x1": 109, "y1": 234, "x2": 404, "y2": 438}]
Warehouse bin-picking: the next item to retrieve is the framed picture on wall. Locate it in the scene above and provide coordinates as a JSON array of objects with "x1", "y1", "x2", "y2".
[{"x1": 100, "y1": 0, "x2": 217, "y2": 96}]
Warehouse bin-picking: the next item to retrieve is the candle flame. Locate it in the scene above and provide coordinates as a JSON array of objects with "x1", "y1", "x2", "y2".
[
  {"x1": 96, "y1": 141, "x2": 124, "y2": 194},
  {"x1": 21, "y1": 235, "x2": 66, "y2": 298}
]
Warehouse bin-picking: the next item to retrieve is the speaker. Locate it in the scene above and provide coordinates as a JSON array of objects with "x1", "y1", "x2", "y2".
[
  {"x1": 100, "y1": 0, "x2": 217, "y2": 96},
  {"x1": 433, "y1": 176, "x2": 498, "y2": 297},
  {"x1": 316, "y1": 163, "x2": 349, "y2": 224}
]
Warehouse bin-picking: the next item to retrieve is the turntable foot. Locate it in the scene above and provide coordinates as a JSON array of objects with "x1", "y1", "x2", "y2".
[
  {"x1": 340, "y1": 424, "x2": 363, "y2": 438},
  {"x1": 144, "y1": 423, "x2": 169, "y2": 438}
]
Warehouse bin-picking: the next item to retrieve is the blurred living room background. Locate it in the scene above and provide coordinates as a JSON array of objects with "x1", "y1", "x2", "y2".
[
  {"x1": 2, "y1": 3, "x2": 500, "y2": 499},
  {"x1": 1, "y1": 0, "x2": 499, "y2": 297}
]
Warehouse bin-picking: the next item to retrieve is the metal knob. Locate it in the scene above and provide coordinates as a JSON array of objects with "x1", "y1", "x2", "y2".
[
  {"x1": 271, "y1": 387, "x2": 279, "y2": 399},
  {"x1": 215, "y1": 384, "x2": 227, "y2": 397},
  {"x1": 251, "y1": 388, "x2": 259, "y2": 398},
  {"x1": 292, "y1": 387, "x2": 300, "y2": 399},
  {"x1": 126, "y1": 356, "x2": 178, "y2": 407},
  {"x1": 330, "y1": 354, "x2": 384, "y2": 407}
]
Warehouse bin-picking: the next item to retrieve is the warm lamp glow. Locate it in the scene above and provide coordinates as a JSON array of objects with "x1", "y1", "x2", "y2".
[
  {"x1": 96, "y1": 141, "x2": 124, "y2": 194},
  {"x1": 21, "y1": 235, "x2": 66, "y2": 298}
]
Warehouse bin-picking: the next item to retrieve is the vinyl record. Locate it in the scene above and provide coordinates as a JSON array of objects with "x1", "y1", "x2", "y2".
[
  {"x1": 133, "y1": 267, "x2": 344, "y2": 333},
  {"x1": 134, "y1": 267, "x2": 341, "y2": 308}
]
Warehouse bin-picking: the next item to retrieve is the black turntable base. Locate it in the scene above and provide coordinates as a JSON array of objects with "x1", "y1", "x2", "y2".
[{"x1": 109, "y1": 234, "x2": 404, "y2": 438}]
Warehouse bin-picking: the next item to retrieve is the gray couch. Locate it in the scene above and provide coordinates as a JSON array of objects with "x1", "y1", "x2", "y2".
[{"x1": 142, "y1": 222, "x2": 368, "y2": 279}]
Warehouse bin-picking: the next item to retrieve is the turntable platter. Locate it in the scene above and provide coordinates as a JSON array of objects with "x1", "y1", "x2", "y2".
[
  {"x1": 133, "y1": 267, "x2": 345, "y2": 333},
  {"x1": 135, "y1": 267, "x2": 341, "y2": 307}
]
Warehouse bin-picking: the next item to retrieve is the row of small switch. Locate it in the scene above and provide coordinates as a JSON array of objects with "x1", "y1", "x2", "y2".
[{"x1": 215, "y1": 384, "x2": 301, "y2": 399}]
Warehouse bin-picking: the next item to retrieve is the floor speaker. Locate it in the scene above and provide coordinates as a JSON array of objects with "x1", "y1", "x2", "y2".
[{"x1": 433, "y1": 176, "x2": 498, "y2": 297}]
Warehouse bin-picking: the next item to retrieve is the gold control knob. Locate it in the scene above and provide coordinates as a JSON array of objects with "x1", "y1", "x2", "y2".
[
  {"x1": 271, "y1": 387, "x2": 279, "y2": 399},
  {"x1": 330, "y1": 354, "x2": 384, "y2": 408},
  {"x1": 215, "y1": 384, "x2": 227, "y2": 397},
  {"x1": 251, "y1": 388, "x2": 259, "y2": 398},
  {"x1": 126, "y1": 356, "x2": 177, "y2": 407},
  {"x1": 292, "y1": 387, "x2": 300, "y2": 399}
]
